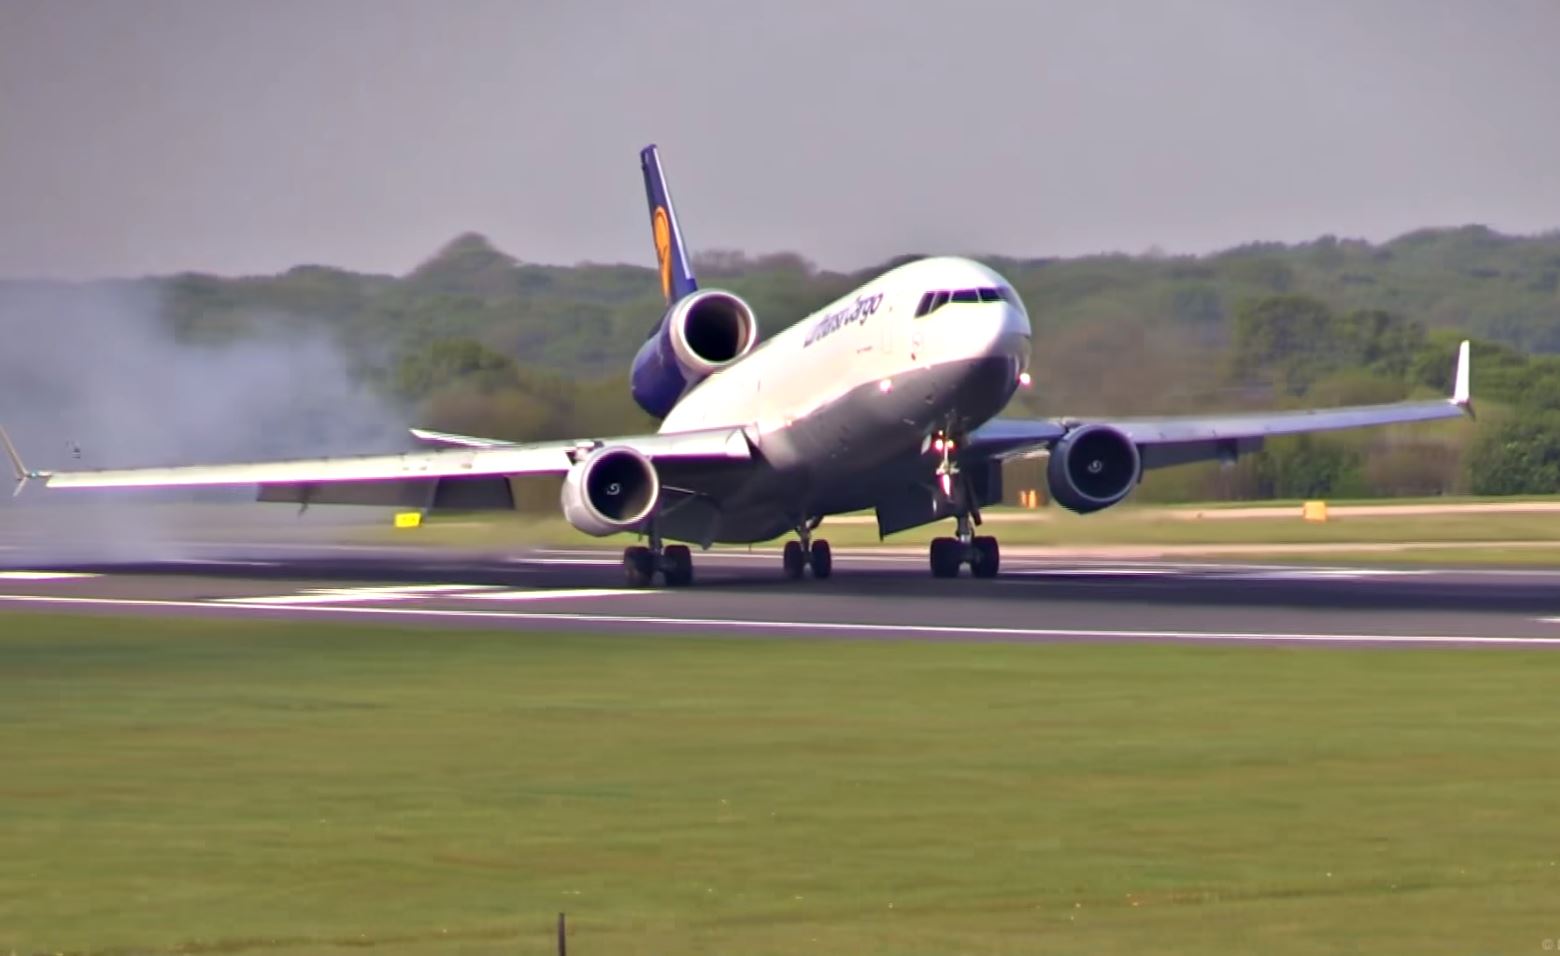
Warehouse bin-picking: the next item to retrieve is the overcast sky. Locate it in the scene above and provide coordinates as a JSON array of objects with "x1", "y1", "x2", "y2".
[{"x1": 1, "y1": 0, "x2": 1557, "y2": 279}]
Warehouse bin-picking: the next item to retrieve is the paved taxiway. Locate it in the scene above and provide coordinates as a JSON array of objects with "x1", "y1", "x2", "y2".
[{"x1": 6, "y1": 543, "x2": 1560, "y2": 647}]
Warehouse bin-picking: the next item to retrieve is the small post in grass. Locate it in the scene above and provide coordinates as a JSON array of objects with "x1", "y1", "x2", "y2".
[{"x1": 557, "y1": 911, "x2": 567, "y2": 956}]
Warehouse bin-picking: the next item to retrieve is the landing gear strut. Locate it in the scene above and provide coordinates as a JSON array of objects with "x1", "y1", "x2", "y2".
[
  {"x1": 782, "y1": 517, "x2": 832, "y2": 580},
  {"x1": 927, "y1": 433, "x2": 1000, "y2": 579},
  {"x1": 623, "y1": 522, "x2": 693, "y2": 587}
]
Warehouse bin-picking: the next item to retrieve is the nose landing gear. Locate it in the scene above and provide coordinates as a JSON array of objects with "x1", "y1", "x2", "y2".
[
  {"x1": 929, "y1": 510, "x2": 1000, "y2": 579},
  {"x1": 926, "y1": 433, "x2": 1001, "y2": 579}
]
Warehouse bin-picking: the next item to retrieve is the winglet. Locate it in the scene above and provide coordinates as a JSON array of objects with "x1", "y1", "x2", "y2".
[
  {"x1": 1452, "y1": 339, "x2": 1473, "y2": 414},
  {"x1": 0, "y1": 426, "x2": 42, "y2": 497}
]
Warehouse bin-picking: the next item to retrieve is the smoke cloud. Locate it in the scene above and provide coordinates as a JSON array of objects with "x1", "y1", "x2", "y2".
[{"x1": 0, "y1": 280, "x2": 411, "y2": 563}]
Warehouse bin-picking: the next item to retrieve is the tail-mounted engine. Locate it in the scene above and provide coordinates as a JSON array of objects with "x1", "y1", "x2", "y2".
[
  {"x1": 630, "y1": 289, "x2": 759, "y2": 418},
  {"x1": 1047, "y1": 424, "x2": 1142, "y2": 514},
  {"x1": 560, "y1": 445, "x2": 661, "y2": 536}
]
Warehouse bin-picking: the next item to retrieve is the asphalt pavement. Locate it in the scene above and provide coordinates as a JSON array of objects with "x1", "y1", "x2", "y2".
[{"x1": 5, "y1": 541, "x2": 1560, "y2": 647}]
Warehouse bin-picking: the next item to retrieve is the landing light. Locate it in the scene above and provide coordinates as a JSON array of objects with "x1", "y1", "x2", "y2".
[
  {"x1": 879, "y1": 379, "x2": 893, "y2": 393},
  {"x1": 1019, "y1": 371, "x2": 1032, "y2": 387}
]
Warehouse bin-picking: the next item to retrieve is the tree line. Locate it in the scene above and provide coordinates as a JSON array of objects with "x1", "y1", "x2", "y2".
[{"x1": 6, "y1": 225, "x2": 1560, "y2": 499}]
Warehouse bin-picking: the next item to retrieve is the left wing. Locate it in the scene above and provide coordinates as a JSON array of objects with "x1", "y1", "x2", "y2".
[{"x1": 969, "y1": 340, "x2": 1472, "y2": 469}]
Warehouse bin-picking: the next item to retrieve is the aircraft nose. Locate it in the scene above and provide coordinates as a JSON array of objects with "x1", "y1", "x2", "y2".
[{"x1": 983, "y1": 302, "x2": 1031, "y2": 359}]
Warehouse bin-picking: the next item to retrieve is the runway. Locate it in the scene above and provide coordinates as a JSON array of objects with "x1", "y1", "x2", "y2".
[{"x1": 7, "y1": 542, "x2": 1560, "y2": 646}]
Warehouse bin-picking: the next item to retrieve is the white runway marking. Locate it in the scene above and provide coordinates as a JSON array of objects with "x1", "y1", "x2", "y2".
[
  {"x1": 0, "y1": 571, "x2": 101, "y2": 581},
  {"x1": 459, "y1": 588, "x2": 657, "y2": 601},
  {"x1": 0, "y1": 593, "x2": 1555, "y2": 647},
  {"x1": 219, "y1": 584, "x2": 497, "y2": 606},
  {"x1": 1230, "y1": 568, "x2": 1429, "y2": 580},
  {"x1": 1003, "y1": 567, "x2": 1178, "y2": 577}
]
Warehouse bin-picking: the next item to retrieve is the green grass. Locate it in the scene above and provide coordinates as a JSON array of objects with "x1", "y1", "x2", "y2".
[{"x1": 3, "y1": 616, "x2": 1560, "y2": 954}]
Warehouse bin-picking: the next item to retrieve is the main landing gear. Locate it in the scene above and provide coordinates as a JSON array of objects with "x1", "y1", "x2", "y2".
[
  {"x1": 623, "y1": 523, "x2": 693, "y2": 587},
  {"x1": 782, "y1": 517, "x2": 833, "y2": 581},
  {"x1": 929, "y1": 510, "x2": 1000, "y2": 579}
]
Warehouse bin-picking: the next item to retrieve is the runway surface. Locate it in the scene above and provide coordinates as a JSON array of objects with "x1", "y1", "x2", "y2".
[{"x1": 7, "y1": 541, "x2": 1560, "y2": 647}]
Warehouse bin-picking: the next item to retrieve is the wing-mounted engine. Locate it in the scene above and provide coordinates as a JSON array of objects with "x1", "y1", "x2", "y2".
[
  {"x1": 560, "y1": 445, "x2": 662, "y2": 536},
  {"x1": 630, "y1": 289, "x2": 759, "y2": 418},
  {"x1": 1047, "y1": 424, "x2": 1142, "y2": 514}
]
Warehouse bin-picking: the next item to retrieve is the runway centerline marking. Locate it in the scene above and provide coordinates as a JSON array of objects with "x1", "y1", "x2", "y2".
[
  {"x1": 0, "y1": 593, "x2": 1556, "y2": 647},
  {"x1": 0, "y1": 571, "x2": 101, "y2": 581}
]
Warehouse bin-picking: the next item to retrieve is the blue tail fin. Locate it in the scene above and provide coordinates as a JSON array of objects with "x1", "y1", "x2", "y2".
[{"x1": 640, "y1": 145, "x2": 699, "y2": 306}]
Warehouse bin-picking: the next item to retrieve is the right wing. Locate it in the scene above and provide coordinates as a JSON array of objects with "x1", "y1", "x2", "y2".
[{"x1": 7, "y1": 426, "x2": 753, "y2": 508}]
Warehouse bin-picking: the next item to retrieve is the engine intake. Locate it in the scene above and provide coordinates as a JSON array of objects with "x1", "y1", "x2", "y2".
[
  {"x1": 631, "y1": 288, "x2": 760, "y2": 418},
  {"x1": 560, "y1": 446, "x2": 661, "y2": 536},
  {"x1": 1047, "y1": 424, "x2": 1142, "y2": 514},
  {"x1": 667, "y1": 289, "x2": 758, "y2": 377}
]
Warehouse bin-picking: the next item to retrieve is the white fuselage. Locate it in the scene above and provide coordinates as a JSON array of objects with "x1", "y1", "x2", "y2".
[
  {"x1": 661, "y1": 257, "x2": 1032, "y2": 454},
  {"x1": 647, "y1": 257, "x2": 1033, "y2": 543}
]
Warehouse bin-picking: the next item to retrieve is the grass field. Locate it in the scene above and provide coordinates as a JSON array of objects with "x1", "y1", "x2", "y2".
[{"x1": 3, "y1": 616, "x2": 1560, "y2": 954}]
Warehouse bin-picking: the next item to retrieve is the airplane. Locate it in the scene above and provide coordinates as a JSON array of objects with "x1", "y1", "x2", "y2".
[{"x1": 3, "y1": 145, "x2": 1473, "y2": 586}]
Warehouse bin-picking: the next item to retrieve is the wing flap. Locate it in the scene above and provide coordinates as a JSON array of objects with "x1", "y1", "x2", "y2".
[{"x1": 256, "y1": 475, "x2": 517, "y2": 510}]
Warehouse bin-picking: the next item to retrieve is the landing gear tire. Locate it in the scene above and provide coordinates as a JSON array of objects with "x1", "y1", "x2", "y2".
[
  {"x1": 662, "y1": 544, "x2": 694, "y2": 587},
  {"x1": 624, "y1": 545, "x2": 655, "y2": 587},
  {"x1": 810, "y1": 540, "x2": 833, "y2": 579},
  {"x1": 929, "y1": 537, "x2": 962, "y2": 578},
  {"x1": 970, "y1": 535, "x2": 1000, "y2": 579},
  {"x1": 783, "y1": 540, "x2": 806, "y2": 580}
]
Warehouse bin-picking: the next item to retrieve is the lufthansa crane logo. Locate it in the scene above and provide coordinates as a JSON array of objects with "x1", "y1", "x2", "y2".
[{"x1": 652, "y1": 206, "x2": 673, "y2": 302}]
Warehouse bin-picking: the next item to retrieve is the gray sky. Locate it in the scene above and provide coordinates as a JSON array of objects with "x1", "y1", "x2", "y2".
[{"x1": 1, "y1": 0, "x2": 1557, "y2": 279}]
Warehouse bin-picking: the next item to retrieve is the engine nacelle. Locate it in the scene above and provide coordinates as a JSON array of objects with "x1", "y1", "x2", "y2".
[
  {"x1": 560, "y1": 446, "x2": 661, "y2": 536},
  {"x1": 666, "y1": 289, "x2": 758, "y2": 378},
  {"x1": 630, "y1": 289, "x2": 759, "y2": 418},
  {"x1": 1047, "y1": 424, "x2": 1142, "y2": 514}
]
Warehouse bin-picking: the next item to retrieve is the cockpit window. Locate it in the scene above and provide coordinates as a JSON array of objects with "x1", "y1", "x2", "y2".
[{"x1": 915, "y1": 286, "x2": 1017, "y2": 317}]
